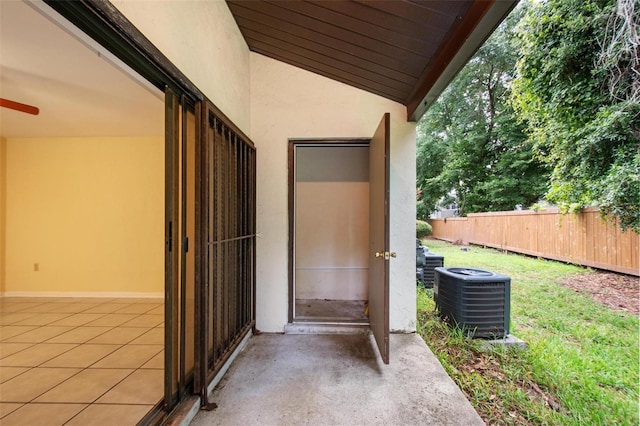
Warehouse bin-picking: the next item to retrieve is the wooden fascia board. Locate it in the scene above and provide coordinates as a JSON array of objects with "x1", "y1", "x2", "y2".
[{"x1": 406, "y1": 0, "x2": 518, "y2": 122}]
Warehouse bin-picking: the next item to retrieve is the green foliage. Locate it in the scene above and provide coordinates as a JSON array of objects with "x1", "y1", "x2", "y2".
[
  {"x1": 418, "y1": 0, "x2": 639, "y2": 231},
  {"x1": 511, "y1": 0, "x2": 640, "y2": 232},
  {"x1": 416, "y1": 4, "x2": 549, "y2": 219},
  {"x1": 416, "y1": 220, "x2": 432, "y2": 238},
  {"x1": 418, "y1": 240, "x2": 639, "y2": 425}
]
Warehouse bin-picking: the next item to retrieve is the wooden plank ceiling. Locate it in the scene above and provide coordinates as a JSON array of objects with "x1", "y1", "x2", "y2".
[{"x1": 226, "y1": 0, "x2": 508, "y2": 121}]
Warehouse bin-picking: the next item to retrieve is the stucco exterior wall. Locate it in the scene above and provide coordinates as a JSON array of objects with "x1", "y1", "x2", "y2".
[
  {"x1": 251, "y1": 53, "x2": 417, "y2": 333},
  {"x1": 110, "y1": 0, "x2": 251, "y2": 131},
  {"x1": 76, "y1": 3, "x2": 417, "y2": 332}
]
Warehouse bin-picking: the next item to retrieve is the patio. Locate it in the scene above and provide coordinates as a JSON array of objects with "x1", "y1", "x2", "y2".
[{"x1": 191, "y1": 333, "x2": 483, "y2": 426}]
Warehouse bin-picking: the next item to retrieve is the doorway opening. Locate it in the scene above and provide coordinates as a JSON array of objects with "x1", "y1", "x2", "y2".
[
  {"x1": 291, "y1": 142, "x2": 370, "y2": 324},
  {"x1": 3, "y1": 1, "x2": 258, "y2": 423},
  {"x1": 0, "y1": 1, "x2": 165, "y2": 424},
  {"x1": 288, "y1": 114, "x2": 390, "y2": 363}
]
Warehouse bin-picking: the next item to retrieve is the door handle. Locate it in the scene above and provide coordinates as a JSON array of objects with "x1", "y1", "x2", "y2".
[{"x1": 375, "y1": 251, "x2": 396, "y2": 260}]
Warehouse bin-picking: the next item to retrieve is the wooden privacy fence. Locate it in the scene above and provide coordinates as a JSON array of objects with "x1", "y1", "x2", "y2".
[{"x1": 430, "y1": 208, "x2": 639, "y2": 276}]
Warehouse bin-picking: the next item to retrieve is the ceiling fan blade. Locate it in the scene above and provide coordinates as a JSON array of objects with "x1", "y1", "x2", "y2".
[{"x1": 0, "y1": 98, "x2": 39, "y2": 115}]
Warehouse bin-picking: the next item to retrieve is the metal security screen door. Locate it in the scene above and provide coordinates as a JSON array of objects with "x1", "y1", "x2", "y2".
[
  {"x1": 368, "y1": 113, "x2": 391, "y2": 365},
  {"x1": 200, "y1": 101, "x2": 256, "y2": 403},
  {"x1": 165, "y1": 92, "x2": 256, "y2": 413}
]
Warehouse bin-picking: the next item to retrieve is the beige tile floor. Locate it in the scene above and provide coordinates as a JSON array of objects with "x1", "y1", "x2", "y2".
[{"x1": 0, "y1": 297, "x2": 164, "y2": 425}]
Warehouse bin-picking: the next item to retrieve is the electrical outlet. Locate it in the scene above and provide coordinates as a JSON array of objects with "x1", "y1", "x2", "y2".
[{"x1": 34, "y1": 263, "x2": 39, "y2": 272}]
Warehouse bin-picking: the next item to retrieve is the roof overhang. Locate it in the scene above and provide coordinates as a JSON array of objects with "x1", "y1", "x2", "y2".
[
  {"x1": 407, "y1": 0, "x2": 518, "y2": 121},
  {"x1": 227, "y1": 0, "x2": 518, "y2": 122}
]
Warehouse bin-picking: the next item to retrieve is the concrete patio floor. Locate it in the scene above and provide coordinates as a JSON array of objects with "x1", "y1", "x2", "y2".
[{"x1": 191, "y1": 333, "x2": 483, "y2": 426}]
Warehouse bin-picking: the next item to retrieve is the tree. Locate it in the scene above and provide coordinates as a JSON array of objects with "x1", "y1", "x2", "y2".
[
  {"x1": 598, "y1": 0, "x2": 639, "y2": 106},
  {"x1": 511, "y1": 0, "x2": 640, "y2": 231},
  {"x1": 416, "y1": 4, "x2": 549, "y2": 219}
]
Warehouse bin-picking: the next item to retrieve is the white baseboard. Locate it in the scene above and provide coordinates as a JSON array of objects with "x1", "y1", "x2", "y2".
[{"x1": 0, "y1": 291, "x2": 164, "y2": 299}]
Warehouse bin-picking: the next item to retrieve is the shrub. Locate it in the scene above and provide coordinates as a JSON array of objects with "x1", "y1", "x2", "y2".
[{"x1": 416, "y1": 220, "x2": 432, "y2": 239}]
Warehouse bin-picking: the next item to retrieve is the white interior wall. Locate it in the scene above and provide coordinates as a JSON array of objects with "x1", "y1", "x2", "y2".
[
  {"x1": 295, "y1": 145, "x2": 369, "y2": 301},
  {"x1": 252, "y1": 53, "x2": 417, "y2": 332},
  {"x1": 110, "y1": 0, "x2": 251, "y2": 131},
  {"x1": 3, "y1": 136, "x2": 164, "y2": 295},
  {"x1": 295, "y1": 182, "x2": 369, "y2": 300},
  {"x1": 0, "y1": 137, "x2": 5, "y2": 292}
]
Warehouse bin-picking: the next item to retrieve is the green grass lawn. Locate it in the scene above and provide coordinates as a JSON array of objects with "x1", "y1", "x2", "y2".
[{"x1": 417, "y1": 239, "x2": 639, "y2": 425}]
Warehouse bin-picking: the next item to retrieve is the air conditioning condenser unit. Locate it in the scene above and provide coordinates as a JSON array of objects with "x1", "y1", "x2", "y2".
[{"x1": 434, "y1": 267, "x2": 510, "y2": 338}]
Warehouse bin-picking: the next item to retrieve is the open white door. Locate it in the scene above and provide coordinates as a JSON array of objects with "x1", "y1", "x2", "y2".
[{"x1": 369, "y1": 113, "x2": 391, "y2": 364}]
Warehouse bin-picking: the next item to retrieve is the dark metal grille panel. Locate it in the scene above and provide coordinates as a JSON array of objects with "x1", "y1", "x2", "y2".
[{"x1": 205, "y1": 112, "x2": 256, "y2": 377}]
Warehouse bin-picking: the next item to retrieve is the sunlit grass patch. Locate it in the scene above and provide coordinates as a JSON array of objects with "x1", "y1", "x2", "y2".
[{"x1": 417, "y1": 239, "x2": 639, "y2": 425}]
